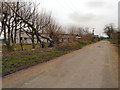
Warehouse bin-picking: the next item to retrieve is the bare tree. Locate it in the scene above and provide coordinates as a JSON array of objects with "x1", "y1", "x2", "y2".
[
  {"x1": 104, "y1": 24, "x2": 114, "y2": 39},
  {"x1": 44, "y1": 20, "x2": 62, "y2": 47},
  {"x1": 77, "y1": 27, "x2": 84, "y2": 37},
  {"x1": 0, "y1": 2, "x2": 67, "y2": 50}
]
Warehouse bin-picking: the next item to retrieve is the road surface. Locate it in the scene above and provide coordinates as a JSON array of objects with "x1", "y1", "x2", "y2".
[{"x1": 2, "y1": 40, "x2": 118, "y2": 88}]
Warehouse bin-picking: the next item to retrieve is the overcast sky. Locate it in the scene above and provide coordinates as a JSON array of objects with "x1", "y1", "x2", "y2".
[
  {"x1": 35, "y1": 0, "x2": 119, "y2": 36},
  {"x1": 0, "y1": 0, "x2": 119, "y2": 38}
]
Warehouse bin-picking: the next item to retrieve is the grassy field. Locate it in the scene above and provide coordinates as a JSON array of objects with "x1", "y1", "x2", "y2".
[
  {"x1": 2, "y1": 44, "x2": 41, "y2": 52},
  {"x1": 2, "y1": 41, "x2": 96, "y2": 76}
]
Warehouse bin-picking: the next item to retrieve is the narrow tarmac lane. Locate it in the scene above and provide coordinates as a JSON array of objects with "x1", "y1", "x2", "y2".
[{"x1": 2, "y1": 40, "x2": 118, "y2": 88}]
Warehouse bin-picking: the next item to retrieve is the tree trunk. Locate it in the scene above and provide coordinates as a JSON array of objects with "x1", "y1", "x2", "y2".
[
  {"x1": 19, "y1": 29, "x2": 23, "y2": 51},
  {"x1": 13, "y1": 2, "x2": 19, "y2": 49},
  {"x1": 31, "y1": 34, "x2": 35, "y2": 49},
  {"x1": 7, "y1": 25, "x2": 11, "y2": 49}
]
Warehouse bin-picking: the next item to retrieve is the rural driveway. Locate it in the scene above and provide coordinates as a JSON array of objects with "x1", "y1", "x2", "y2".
[{"x1": 2, "y1": 40, "x2": 118, "y2": 88}]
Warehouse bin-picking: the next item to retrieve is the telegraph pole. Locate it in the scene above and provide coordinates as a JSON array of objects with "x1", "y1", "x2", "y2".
[
  {"x1": 92, "y1": 28, "x2": 95, "y2": 35},
  {"x1": 92, "y1": 28, "x2": 95, "y2": 41}
]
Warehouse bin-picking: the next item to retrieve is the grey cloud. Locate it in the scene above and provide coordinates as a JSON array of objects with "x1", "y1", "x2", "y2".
[
  {"x1": 86, "y1": 1, "x2": 105, "y2": 8},
  {"x1": 68, "y1": 12, "x2": 98, "y2": 23}
]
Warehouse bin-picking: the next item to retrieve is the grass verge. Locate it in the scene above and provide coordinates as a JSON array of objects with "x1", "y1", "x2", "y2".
[{"x1": 2, "y1": 41, "x2": 96, "y2": 76}]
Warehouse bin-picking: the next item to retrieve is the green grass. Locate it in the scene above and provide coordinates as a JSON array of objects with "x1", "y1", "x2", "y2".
[
  {"x1": 2, "y1": 44, "x2": 41, "y2": 52},
  {"x1": 2, "y1": 41, "x2": 96, "y2": 76},
  {"x1": 2, "y1": 50, "x2": 67, "y2": 76},
  {"x1": 14, "y1": 44, "x2": 41, "y2": 51}
]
